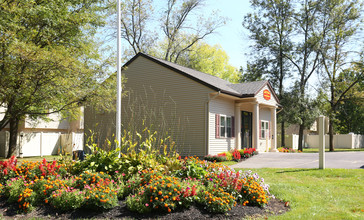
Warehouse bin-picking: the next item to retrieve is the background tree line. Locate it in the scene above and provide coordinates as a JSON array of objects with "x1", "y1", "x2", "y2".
[
  {"x1": 0, "y1": 0, "x2": 362, "y2": 158},
  {"x1": 242, "y1": 0, "x2": 363, "y2": 151}
]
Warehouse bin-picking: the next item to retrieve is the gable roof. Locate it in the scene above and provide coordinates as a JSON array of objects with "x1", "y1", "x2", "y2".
[{"x1": 124, "y1": 52, "x2": 279, "y2": 103}]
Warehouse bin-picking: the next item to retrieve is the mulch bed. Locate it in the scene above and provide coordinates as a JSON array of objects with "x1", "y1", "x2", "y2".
[{"x1": 0, "y1": 197, "x2": 289, "y2": 219}]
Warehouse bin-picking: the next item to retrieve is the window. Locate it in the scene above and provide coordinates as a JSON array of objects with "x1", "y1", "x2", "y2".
[
  {"x1": 226, "y1": 117, "x2": 232, "y2": 137},
  {"x1": 261, "y1": 120, "x2": 269, "y2": 139},
  {"x1": 216, "y1": 115, "x2": 234, "y2": 138},
  {"x1": 220, "y1": 116, "x2": 226, "y2": 137}
]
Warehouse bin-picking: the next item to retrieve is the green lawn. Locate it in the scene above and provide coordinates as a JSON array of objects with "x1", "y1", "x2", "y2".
[
  {"x1": 302, "y1": 148, "x2": 364, "y2": 153},
  {"x1": 218, "y1": 160, "x2": 238, "y2": 166},
  {"x1": 236, "y1": 168, "x2": 364, "y2": 219}
]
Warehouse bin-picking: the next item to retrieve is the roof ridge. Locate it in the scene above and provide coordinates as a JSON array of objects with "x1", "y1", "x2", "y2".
[{"x1": 139, "y1": 52, "x2": 232, "y2": 82}]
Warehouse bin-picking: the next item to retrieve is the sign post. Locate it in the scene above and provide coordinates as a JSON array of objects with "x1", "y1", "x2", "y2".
[{"x1": 318, "y1": 116, "x2": 325, "y2": 169}]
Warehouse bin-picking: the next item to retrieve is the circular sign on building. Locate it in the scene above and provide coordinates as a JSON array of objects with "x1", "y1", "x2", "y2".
[{"x1": 263, "y1": 89, "x2": 271, "y2": 100}]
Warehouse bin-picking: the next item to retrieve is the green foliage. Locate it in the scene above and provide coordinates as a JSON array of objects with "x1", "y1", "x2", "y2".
[
  {"x1": 204, "y1": 155, "x2": 227, "y2": 162},
  {"x1": 0, "y1": 0, "x2": 113, "y2": 157},
  {"x1": 5, "y1": 178, "x2": 25, "y2": 203},
  {"x1": 118, "y1": 128, "x2": 179, "y2": 179},
  {"x1": 125, "y1": 192, "x2": 151, "y2": 213},
  {"x1": 223, "y1": 152, "x2": 233, "y2": 161},
  {"x1": 317, "y1": 0, "x2": 363, "y2": 149},
  {"x1": 281, "y1": 87, "x2": 320, "y2": 130},
  {"x1": 0, "y1": 152, "x2": 275, "y2": 215},
  {"x1": 196, "y1": 183, "x2": 236, "y2": 213},
  {"x1": 49, "y1": 188, "x2": 85, "y2": 211},
  {"x1": 159, "y1": 0, "x2": 227, "y2": 63},
  {"x1": 322, "y1": 58, "x2": 364, "y2": 135},
  {"x1": 174, "y1": 159, "x2": 208, "y2": 179},
  {"x1": 243, "y1": 0, "x2": 293, "y2": 91},
  {"x1": 126, "y1": 172, "x2": 196, "y2": 213},
  {"x1": 75, "y1": 146, "x2": 122, "y2": 174},
  {"x1": 176, "y1": 42, "x2": 241, "y2": 83},
  {"x1": 71, "y1": 132, "x2": 122, "y2": 175}
]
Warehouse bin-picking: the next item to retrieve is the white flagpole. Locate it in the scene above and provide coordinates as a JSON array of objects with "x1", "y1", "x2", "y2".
[{"x1": 116, "y1": 0, "x2": 122, "y2": 155}]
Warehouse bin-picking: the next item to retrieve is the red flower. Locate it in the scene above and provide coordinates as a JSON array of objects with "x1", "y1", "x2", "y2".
[{"x1": 191, "y1": 185, "x2": 196, "y2": 196}]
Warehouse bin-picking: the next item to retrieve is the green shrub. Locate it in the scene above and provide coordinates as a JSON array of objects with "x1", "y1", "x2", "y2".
[
  {"x1": 49, "y1": 188, "x2": 85, "y2": 211},
  {"x1": 5, "y1": 178, "x2": 37, "y2": 212},
  {"x1": 72, "y1": 146, "x2": 122, "y2": 175},
  {"x1": 83, "y1": 184, "x2": 119, "y2": 210},
  {"x1": 204, "y1": 155, "x2": 227, "y2": 162},
  {"x1": 223, "y1": 152, "x2": 233, "y2": 161},
  {"x1": 126, "y1": 172, "x2": 195, "y2": 213},
  {"x1": 126, "y1": 192, "x2": 151, "y2": 213},
  {"x1": 197, "y1": 183, "x2": 236, "y2": 213},
  {"x1": 174, "y1": 158, "x2": 208, "y2": 179}
]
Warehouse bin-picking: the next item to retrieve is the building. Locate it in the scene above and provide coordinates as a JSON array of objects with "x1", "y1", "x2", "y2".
[
  {"x1": 84, "y1": 53, "x2": 281, "y2": 156},
  {"x1": 0, "y1": 107, "x2": 83, "y2": 157}
]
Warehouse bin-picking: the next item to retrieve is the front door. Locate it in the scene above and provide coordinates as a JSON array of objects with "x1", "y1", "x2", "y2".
[{"x1": 241, "y1": 111, "x2": 252, "y2": 149}]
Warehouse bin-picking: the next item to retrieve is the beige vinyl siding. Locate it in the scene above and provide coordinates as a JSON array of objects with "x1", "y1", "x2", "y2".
[
  {"x1": 120, "y1": 56, "x2": 215, "y2": 157},
  {"x1": 256, "y1": 85, "x2": 278, "y2": 106},
  {"x1": 208, "y1": 96, "x2": 236, "y2": 155},
  {"x1": 84, "y1": 107, "x2": 116, "y2": 152}
]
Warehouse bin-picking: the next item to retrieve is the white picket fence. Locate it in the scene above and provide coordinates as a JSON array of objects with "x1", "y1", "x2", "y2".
[
  {"x1": 305, "y1": 134, "x2": 364, "y2": 149},
  {"x1": 0, "y1": 131, "x2": 83, "y2": 157},
  {"x1": 278, "y1": 133, "x2": 364, "y2": 149}
]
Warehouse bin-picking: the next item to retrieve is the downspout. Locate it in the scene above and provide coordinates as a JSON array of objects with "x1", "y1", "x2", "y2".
[{"x1": 205, "y1": 91, "x2": 221, "y2": 156}]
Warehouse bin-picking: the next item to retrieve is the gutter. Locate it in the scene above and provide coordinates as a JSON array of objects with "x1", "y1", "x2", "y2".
[{"x1": 205, "y1": 91, "x2": 221, "y2": 156}]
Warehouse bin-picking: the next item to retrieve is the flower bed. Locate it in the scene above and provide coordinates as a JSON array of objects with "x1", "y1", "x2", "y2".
[
  {"x1": 0, "y1": 151, "x2": 273, "y2": 215},
  {"x1": 277, "y1": 147, "x2": 301, "y2": 153},
  {"x1": 204, "y1": 148, "x2": 258, "y2": 162}
]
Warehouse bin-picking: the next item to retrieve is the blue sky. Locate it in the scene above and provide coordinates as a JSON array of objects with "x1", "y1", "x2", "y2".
[
  {"x1": 201, "y1": 0, "x2": 252, "y2": 69},
  {"x1": 151, "y1": 0, "x2": 252, "y2": 69}
]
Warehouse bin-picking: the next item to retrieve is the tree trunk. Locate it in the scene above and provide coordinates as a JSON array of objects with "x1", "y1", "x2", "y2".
[
  {"x1": 329, "y1": 116, "x2": 334, "y2": 152},
  {"x1": 298, "y1": 124, "x2": 304, "y2": 151},
  {"x1": 7, "y1": 117, "x2": 19, "y2": 158},
  {"x1": 281, "y1": 121, "x2": 285, "y2": 147}
]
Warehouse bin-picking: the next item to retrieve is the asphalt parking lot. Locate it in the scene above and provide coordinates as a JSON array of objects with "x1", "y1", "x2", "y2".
[{"x1": 230, "y1": 152, "x2": 364, "y2": 169}]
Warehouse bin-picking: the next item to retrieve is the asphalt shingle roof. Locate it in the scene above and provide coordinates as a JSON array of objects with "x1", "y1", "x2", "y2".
[
  {"x1": 227, "y1": 81, "x2": 268, "y2": 96},
  {"x1": 125, "y1": 53, "x2": 275, "y2": 99}
]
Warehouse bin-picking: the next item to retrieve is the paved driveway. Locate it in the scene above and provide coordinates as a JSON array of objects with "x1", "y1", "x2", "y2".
[{"x1": 230, "y1": 152, "x2": 364, "y2": 169}]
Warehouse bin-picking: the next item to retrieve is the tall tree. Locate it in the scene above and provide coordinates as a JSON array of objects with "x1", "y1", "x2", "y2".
[
  {"x1": 243, "y1": 0, "x2": 294, "y2": 147},
  {"x1": 240, "y1": 61, "x2": 266, "y2": 83},
  {"x1": 119, "y1": 0, "x2": 156, "y2": 56},
  {"x1": 335, "y1": 66, "x2": 364, "y2": 134},
  {"x1": 318, "y1": 0, "x2": 363, "y2": 151},
  {"x1": 0, "y1": 0, "x2": 109, "y2": 158},
  {"x1": 113, "y1": 0, "x2": 226, "y2": 62},
  {"x1": 177, "y1": 42, "x2": 240, "y2": 83},
  {"x1": 161, "y1": 0, "x2": 226, "y2": 63},
  {"x1": 284, "y1": 0, "x2": 323, "y2": 151}
]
